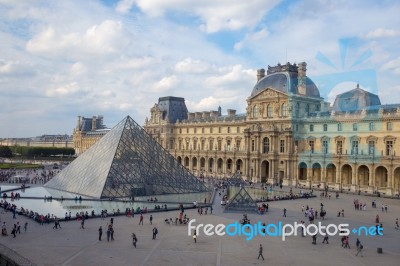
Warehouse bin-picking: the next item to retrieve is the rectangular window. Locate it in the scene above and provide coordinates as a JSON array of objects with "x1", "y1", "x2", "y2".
[
  {"x1": 322, "y1": 140, "x2": 328, "y2": 154},
  {"x1": 210, "y1": 127, "x2": 213, "y2": 133},
  {"x1": 202, "y1": 128, "x2": 204, "y2": 134},
  {"x1": 338, "y1": 123, "x2": 342, "y2": 131},
  {"x1": 194, "y1": 128, "x2": 197, "y2": 134},
  {"x1": 387, "y1": 122, "x2": 392, "y2": 131},
  {"x1": 368, "y1": 141, "x2": 375, "y2": 155},
  {"x1": 280, "y1": 140, "x2": 285, "y2": 153},
  {"x1": 186, "y1": 128, "x2": 189, "y2": 133},
  {"x1": 186, "y1": 142, "x2": 189, "y2": 150},
  {"x1": 178, "y1": 140, "x2": 182, "y2": 150},
  {"x1": 218, "y1": 140, "x2": 222, "y2": 151},
  {"x1": 309, "y1": 140, "x2": 315, "y2": 154},
  {"x1": 310, "y1": 125, "x2": 314, "y2": 132},
  {"x1": 251, "y1": 140, "x2": 255, "y2": 151},
  {"x1": 169, "y1": 139, "x2": 174, "y2": 149},
  {"x1": 351, "y1": 141, "x2": 359, "y2": 155},
  {"x1": 170, "y1": 128, "x2": 173, "y2": 134},
  {"x1": 179, "y1": 128, "x2": 182, "y2": 134},
  {"x1": 323, "y1": 124, "x2": 328, "y2": 132},
  {"x1": 201, "y1": 140, "x2": 205, "y2": 150},
  {"x1": 209, "y1": 140, "x2": 214, "y2": 150},
  {"x1": 386, "y1": 141, "x2": 393, "y2": 156},
  {"x1": 353, "y1": 123, "x2": 358, "y2": 131},
  {"x1": 227, "y1": 127, "x2": 231, "y2": 133},
  {"x1": 236, "y1": 140, "x2": 241, "y2": 151},
  {"x1": 218, "y1": 127, "x2": 221, "y2": 133},
  {"x1": 193, "y1": 140, "x2": 197, "y2": 150},
  {"x1": 369, "y1": 122, "x2": 374, "y2": 131},
  {"x1": 237, "y1": 127, "x2": 240, "y2": 133},
  {"x1": 337, "y1": 140, "x2": 342, "y2": 155}
]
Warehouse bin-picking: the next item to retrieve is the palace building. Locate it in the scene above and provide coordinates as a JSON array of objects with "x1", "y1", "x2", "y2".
[{"x1": 74, "y1": 62, "x2": 400, "y2": 196}]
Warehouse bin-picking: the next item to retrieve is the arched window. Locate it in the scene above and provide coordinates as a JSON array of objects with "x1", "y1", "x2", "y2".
[
  {"x1": 253, "y1": 105, "x2": 258, "y2": 118},
  {"x1": 281, "y1": 103, "x2": 287, "y2": 117},
  {"x1": 267, "y1": 104, "x2": 272, "y2": 117},
  {"x1": 263, "y1": 137, "x2": 270, "y2": 153}
]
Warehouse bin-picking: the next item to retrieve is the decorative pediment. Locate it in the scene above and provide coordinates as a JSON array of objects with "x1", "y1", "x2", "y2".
[
  {"x1": 320, "y1": 136, "x2": 330, "y2": 141},
  {"x1": 383, "y1": 135, "x2": 396, "y2": 143},
  {"x1": 307, "y1": 136, "x2": 316, "y2": 142},
  {"x1": 250, "y1": 88, "x2": 287, "y2": 101},
  {"x1": 350, "y1": 135, "x2": 361, "y2": 142},
  {"x1": 334, "y1": 136, "x2": 345, "y2": 143},
  {"x1": 366, "y1": 135, "x2": 377, "y2": 143}
]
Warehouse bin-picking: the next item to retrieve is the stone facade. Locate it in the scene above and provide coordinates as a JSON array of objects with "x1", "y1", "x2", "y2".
[{"x1": 74, "y1": 62, "x2": 400, "y2": 196}]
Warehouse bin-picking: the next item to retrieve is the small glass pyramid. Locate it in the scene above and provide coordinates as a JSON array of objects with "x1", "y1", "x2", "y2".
[{"x1": 225, "y1": 187, "x2": 258, "y2": 213}]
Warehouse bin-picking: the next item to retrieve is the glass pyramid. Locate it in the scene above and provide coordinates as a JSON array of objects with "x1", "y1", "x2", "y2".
[
  {"x1": 227, "y1": 172, "x2": 246, "y2": 186},
  {"x1": 45, "y1": 116, "x2": 209, "y2": 198},
  {"x1": 225, "y1": 187, "x2": 258, "y2": 213}
]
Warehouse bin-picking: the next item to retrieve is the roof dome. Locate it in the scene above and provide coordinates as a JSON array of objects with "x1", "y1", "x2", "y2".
[{"x1": 250, "y1": 63, "x2": 320, "y2": 98}]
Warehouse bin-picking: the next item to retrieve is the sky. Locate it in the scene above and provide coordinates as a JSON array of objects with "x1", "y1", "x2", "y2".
[{"x1": 0, "y1": 0, "x2": 399, "y2": 137}]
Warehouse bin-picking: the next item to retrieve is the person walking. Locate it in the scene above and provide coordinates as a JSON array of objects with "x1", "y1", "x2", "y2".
[
  {"x1": 139, "y1": 214, "x2": 144, "y2": 225},
  {"x1": 257, "y1": 244, "x2": 265, "y2": 260},
  {"x1": 356, "y1": 242, "x2": 364, "y2": 257},
  {"x1": 132, "y1": 233, "x2": 137, "y2": 248},
  {"x1": 395, "y1": 218, "x2": 399, "y2": 230},
  {"x1": 24, "y1": 222, "x2": 28, "y2": 232},
  {"x1": 80, "y1": 217, "x2": 85, "y2": 229},
  {"x1": 152, "y1": 227, "x2": 158, "y2": 240},
  {"x1": 322, "y1": 235, "x2": 329, "y2": 244},
  {"x1": 150, "y1": 215, "x2": 153, "y2": 225},
  {"x1": 16, "y1": 222, "x2": 21, "y2": 234},
  {"x1": 312, "y1": 234, "x2": 317, "y2": 245},
  {"x1": 356, "y1": 238, "x2": 360, "y2": 249},
  {"x1": 98, "y1": 226, "x2": 102, "y2": 241},
  {"x1": 344, "y1": 236, "x2": 350, "y2": 249},
  {"x1": 283, "y1": 208, "x2": 287, "y2": 217},
  {"x1": 110, "y1": 227, "x2": 114, "y2": 241}
]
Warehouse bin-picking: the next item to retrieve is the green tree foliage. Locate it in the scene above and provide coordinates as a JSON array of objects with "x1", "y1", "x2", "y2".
[
  {"x1": 0, "y1": 146, "x2": 13, "y2": 157},
  {"x1": 10, "y1": 146, "x2": 75, "y2": 157}
]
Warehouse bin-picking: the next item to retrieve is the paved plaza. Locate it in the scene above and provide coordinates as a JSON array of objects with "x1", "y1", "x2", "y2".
[{"x1": 0, "y1": 186, "x2": 399, "y2": 266}]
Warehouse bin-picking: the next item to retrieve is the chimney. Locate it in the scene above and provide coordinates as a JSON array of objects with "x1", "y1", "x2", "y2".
[
  {"x1": 257, "y1": 69, "x2": 265, "y2": 81},
  {"x1": 203, "y1": 111, "x2": 210, "y2": 119},
  {"x1": 195, "y1": 112, "x2": 203, "y2": 119},
  {"x1": 188, "y1": 112, "x2": 195, "y2": 120},
  {"x1": 297, "y1": 62, "x2": 307, "y2": 95},
  {"x1": 92, "y1": 116, "x2": 97, "y2": 131},
  {"x1": 210, "y1": 111, "x2": 219, "y2": 118},
  {"x1": 76, "y1": 116, "x2": 81, "y2": 130}
]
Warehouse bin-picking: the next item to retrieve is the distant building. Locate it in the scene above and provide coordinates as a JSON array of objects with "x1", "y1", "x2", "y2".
[
  {"x1": 74, "y1": 62, "x2": 400, "y2": 196},
  {"x1": 73, "y1": 115, "x2": 109, "y2": 155}
]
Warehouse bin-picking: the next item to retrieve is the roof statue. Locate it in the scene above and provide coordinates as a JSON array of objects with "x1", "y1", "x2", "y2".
[
  {"x1": 224, "y1": 187, "x2": 258, "y2": 213},
  {"x1": 46, "y1": 116, "x2": 209, "y2": 198}
]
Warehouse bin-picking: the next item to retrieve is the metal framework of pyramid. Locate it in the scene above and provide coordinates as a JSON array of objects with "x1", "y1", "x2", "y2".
[
  {"x1": 227, "y1": 172, "x2": 246, "y2": 186},
  {"x1": 224, "y1": 187, "x2": 258, "y2": 213},
  {"x1": 45, "y1": 116, "x2": 209, "y2": 198}
]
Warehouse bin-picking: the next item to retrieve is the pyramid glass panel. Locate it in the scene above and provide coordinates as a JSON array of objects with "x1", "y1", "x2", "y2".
[
  {"x1": 46, "y1": 116, "x2": 209, "y2": 198},
  {"x1": 225, "y1": 187, "x2": 258, "y2": 213}
]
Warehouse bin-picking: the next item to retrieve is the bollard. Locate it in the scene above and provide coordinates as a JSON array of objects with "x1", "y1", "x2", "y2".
[{"x1": 377, "y1": 248, "x2": 383, "y2": 254}]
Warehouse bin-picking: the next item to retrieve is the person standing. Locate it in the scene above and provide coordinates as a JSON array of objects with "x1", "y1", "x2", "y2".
[
  {"x1": 24, "y1": 222, "x2": 28, "y2": 232},
  {"x1": 98, "y1": 226, "x2": 102, "y2": 241},
  {"x1": 395, "y1": 218, "x2": 399, "y2": 230},
  {"x1": 312, "y1": 234, "x2": 317, "y2": 245},
  {"x1": 139, "y1": 214, "x2": 144, "y2": 225},
  {"x1": 132, "y1": 233, "x2": 137, "y2": 248},
  {"x1": 283, "y1": 208, "x2": 287, "y2": 217},
  {"x1": 356, "y1": 238, "x2": 360, "y2": 249},
  {"x1": 152, "y1": 227, "x2": 158, "y2": 240},
  {"x1": 193, "y1": 229, "x2": 197, "y2": 243},
  {"x1": 80, "y1": 217, "x2": 85, "y2": 229},
  {"x1": 107, "y1": 227, "x2": 111, "y2": 242},
  {"x1": 150, "y1": 215, "x2": 153, "y2": 225},
  {"x1": 110, "y1": 227, "x2": 114, "y2": 241},
  {"x1": 257, "y1": 244, "x2": 264, "y2": 260},
  {"x1": 16, "y1": 222, "x2": 21, "y2": 234}
]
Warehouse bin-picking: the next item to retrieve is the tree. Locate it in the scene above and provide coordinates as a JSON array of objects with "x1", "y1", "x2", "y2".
[{"x1": 0, "y1": 146, "x2": 13, "y2": 158}]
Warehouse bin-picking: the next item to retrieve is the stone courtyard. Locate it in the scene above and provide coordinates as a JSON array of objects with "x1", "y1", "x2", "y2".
[{"x1": 0, "y1": 187, "x2": 399, "y2": 266}]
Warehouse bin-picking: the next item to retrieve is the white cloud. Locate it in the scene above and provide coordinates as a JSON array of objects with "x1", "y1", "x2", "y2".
[
  {"x1": 118, "y1": 0, "x2": 280, "y2": 33},
  {"x1": 381, "y1": 57, "x2": 400, "y2": 75},
  {"x1": 205, "y1": 65, "x2": 255, "y2": 87},
  {"x1": 26, "y1": 20, "x2": 129, "y2": 57},
  {"x1": 151, "y1": 75, "x2": 179, "y2": 92},
  {"x1": 70, "y1": 62, "x2": 87, "y2": 76},
  {"x1": 234, "y1": 28, "x2": 269, "y2": 51},
  {"x1": 174, "y1": 58, "x2": 211, "y2": 74},
  {"x1": 46, "y1": 82, "x2": 81, "y2": 97},
  {"x1": 365, "y1": 28, "x2": 400, "y2": 39}
]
